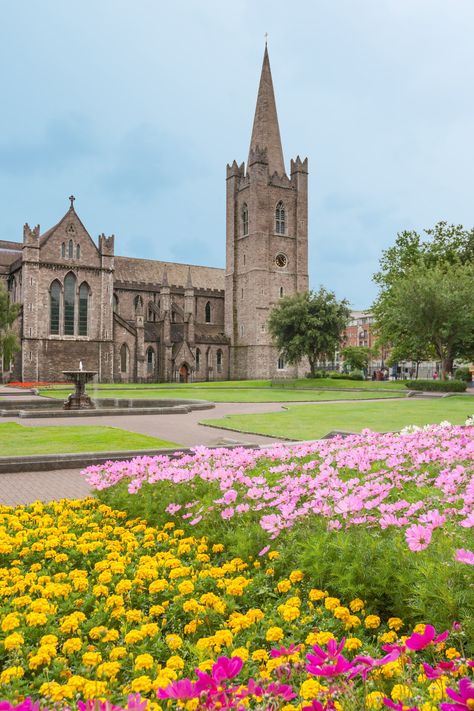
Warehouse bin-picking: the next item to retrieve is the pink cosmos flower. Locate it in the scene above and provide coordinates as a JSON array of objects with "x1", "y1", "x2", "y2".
[
  {"x1": 455, "y1": 548, "x2": 474, "y2": 565},
  {"x1": 440, "y1": 677, "x2": 474, "y2": 710},
  {"x1": 405, "y1": 624, "x2": 449, "y2": 651},
  {"x1": 270, "y1": 644, "x2": 301, "y2": 658},
  {"x1": 405, "y1": 523, "x2": 432, "y2": 551},
  {"x1": 382, "y1": 701, "x2": 419, "y2": 710},
  {"x1": 157, "y1": 679, "x2": 199, "y2": 699}
]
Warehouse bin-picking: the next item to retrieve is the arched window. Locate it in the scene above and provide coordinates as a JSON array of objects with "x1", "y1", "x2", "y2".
[
  {"x1": 196, "y1": 348, "x2": 201, "y2": 370},
  {"x1": 50, "y1": 281, "x2": 61, "y2": 335},
  {"x1": 76, "y1": 244, "x2": 81, "y2": 260},
  {"x1": 147, "y1": 302, "x2": 155, "y2": 322},
  {"x1": 78, "y1": 282, "x2": 90, "y2": 336},
  {"x1": 120, "y1": 344, "x2": 129, "y2": 373},
  {"x1": 275, "y1": 201, "x2": 285, "y2": 234},
  {"x1": 134, "y1": 295, "x2": 143, "y2": 313},
  {"x1": 61, "y1": 243, "x2": 65, "y2": 258},
  {"x1": 216, "y1": 349, "x2": 223, "y2": 373},
  {"x1": 68, "y1": 240, "x2": 73, "y2": 259},
  {"x1": 113, "y1": 294, "x2": 119, "y2": 314},
  {"x1": 205, "y1": 301, "x2": 211, "y2": 323},
  {"x1": 64, "y1": 272, "x2": 76, "y2": 335},
  {"x1": 146, "y1": 347, "x2": 155, "y2": 375},
  {"x1": 242, "y1": 203, "x2": 249, "y2": 236},
  {"x1": 279, "y1": 286, "x2": 284, "y2": 298}
]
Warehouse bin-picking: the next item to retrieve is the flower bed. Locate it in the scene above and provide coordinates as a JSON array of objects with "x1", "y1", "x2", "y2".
[
  {"x1": 0, "y1": 499, "x2": 472, "y2": 710},
  {"x1": 86, "y1": 425, "x2": 474, "y2": 640}
]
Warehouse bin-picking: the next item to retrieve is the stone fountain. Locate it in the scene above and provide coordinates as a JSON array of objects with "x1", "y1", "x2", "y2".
[{"x1": 63, "y1": 362, "x2": 97, "y2": 410}]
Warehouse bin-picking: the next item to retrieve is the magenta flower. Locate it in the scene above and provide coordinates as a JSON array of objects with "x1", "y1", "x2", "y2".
[
  {"x1": 157, "y1": 679, "x2": 199, "y2": 699},
  {"x1": 383, "y1": 700, "x2": 419, "y2": 710},
  {"x1": 405, "y1": 523, "x2": 432, "y2": 551},
  {"x1": 211, "y1": 655, "x2": 244, "y2": 683},
  {"x1": 270, "y1": 644, "x2": 301, "y2": 658},
  {"x1": 440, "y1": 678, "x2": 474, "y2": 710},
  {"x1": 405, "y1": 624, "x2": 449, "y2": 651},
  {"x1": 455, "y1": 548, "x2": 474, "y2": 565}
]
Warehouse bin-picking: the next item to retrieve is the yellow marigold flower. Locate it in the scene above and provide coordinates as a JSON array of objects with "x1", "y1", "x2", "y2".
[
  {"x1": 150, "y1": 604, "x2": 166, "y2": 617},
  {"x1": 345, "y1": 614, "x2": 361, "y2": 629},
  {"x1": 39, "y1": 681, "x2": 69, "y2": 702},
  {"x1": 252, "y1": 649, "x2": 269, "y2": 662},
  {"x1": 324, "y1": 596, "x2": 340, "y2": 611},
  {"x1": 3, "y1": 632, "x2": 24, "y2": 650},
  {"x1": 0, "y1": 666, "x2": 24, "y2": 684},
  {"x1": 428, "y1": 677, "x2": 448, "y2": 700},
  {"x1": 178, "y1": 580, "x2": 195, "y2": 595},
  {"x1": 266, "y1": 626, "x2": 284, "y2": 642},
  {"x1": 278, "y1": 604, "x2": 300, "y2": 621},
  {"x1": 82, "y1": 681, "x2": 108, "y2": 700},
  {"x1": 166, "y1": 634, "x2": 183, "y2": 650},
  {"x1": 268, "y1": 551, "x2": 280, "y2": 560},
  {"x1": 124, "y1": 629, "x2": 144, "y2": 645},
  {"x1": 413, "y1": 623, "x2": 426, "y2": 634},
  {"x1": 96, "y1": 661, "x2": 121, "y2": 680},
  {"x1": 214, "y1": 629, "x2": 233, "y2": 646},
  {"x1": 333, "y1": 605, "x2": 351, "y2": 621},
  {"x1": 166, "y1": 655, "x2": 185, "y2": 670},
  {"x1": 212, "y1": 543, "x2": 224, "y2": 553},
  {"x1": 266, "y1": 567, "x2": 275, "y2": 576},
  {"x1": 379, "y1": 631, "x2": 398, "y2": 644},
  {"x1": 109, "y1": 646, "x2": 127, "y2": 660},
  {"x1": 115, "y1": 579, "x2": 132, "y2": 594},
  {"x1": 62, "y1": 638, "x2": 82, "y2": 655},
  {"x1": 1, "y1": 612, "x2": 20, "y2": 632},
  {"x1": 365, "y1": 615, "x2": 381, "y2": 629},
  {"x1": 82, "y1": 651, "x2": 102, "y2": 667},
  {"x1": 149, "y1": 579, "x2": 168, "y2": 594},
  {"x1": 391, "y1": 684, "x2": 412, "y2": 701},
  {"x1": 446, "y1": 647, "x2": 461, "y2": 659},
  {"x1": 135, "y1": 653, "x2": 154, "y2": 670},
  {"x1": 345, "y1": 637, "x2": 362, "y2": 651},
  {"x1": 184, "y1": 620, "x2": 199, "y2": 635},
  {"x1": 366, "y1": 691, "x2": 384, "y2": 709},
  {"x1": 231, "y1": 647, "x2": 249, "y2": 661},
  {"x1": 126, "y1": 609, "x2": 143, "y2": 623},
  {"x1": 349, "y1": 598, "x2": 365, "y2": 612},
  {"x1": 281, "y1": 706, "x2": 296, "y2": 711},
  {"x1": 26, "y1": 611, "x2": 48, "y2": 626},
  {"x1": 289, "y1": 570, "x2": 304, "y2": 583},
  {"x1": 277, "y1": 579, "x2": 292, "y2": 593},
  {"x1": 300, "y1": 678, "x2": 324, "y2": 699},
  {"x1": 309, "y1": 588, "x2": 327, "y2": 601},
  {"x1": 388, "y1": 617, "x2": 403, "y2": 631},
  {"x1": 314, "y1": 631, "x2": 336, "y2": 645},
  {"x1": 141, "y1": 622, "x2": 159, "y2": 638}
]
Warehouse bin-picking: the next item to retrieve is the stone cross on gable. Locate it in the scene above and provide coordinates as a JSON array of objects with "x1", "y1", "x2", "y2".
[{"x1": 69, "y1": 195, "x2": 75, "y2": 208}]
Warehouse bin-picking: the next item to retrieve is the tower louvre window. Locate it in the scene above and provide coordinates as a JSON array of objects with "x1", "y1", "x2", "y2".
[
  {"x1": 50, "y1": 281, "x2": 61, "y2": 335},
  {"x1": 205, "y1": 301, "x2": 211, "y2": 323},
  {"x1": 78, "y1": 282, "x2": 90, "y2": 336},
  {"x1": 242, "y1": 204, "x2": 249, "y2": 236},
  {"x1": 64, "y1": 272, "x2": 76, "y2": 335},
  {"x1": 275, "y1": 201, "x2": 285, "y2": 234}
]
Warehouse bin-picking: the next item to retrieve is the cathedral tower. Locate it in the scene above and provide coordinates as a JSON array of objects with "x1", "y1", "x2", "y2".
[{"x1": 225, "y1": 45, "x2": 309, "y2": 379}]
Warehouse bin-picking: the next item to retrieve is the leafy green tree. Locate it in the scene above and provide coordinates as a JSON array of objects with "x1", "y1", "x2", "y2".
[
  {"x1": 373, "y1": 263, "x2": 474, "y2": 378},
  {"x1": 268, "y1": 289, "x2": 350, "y2": 377},
  {"x1": 340, "y1": 346, "x2": 375, "y2": 372},
  {"x1": 0, "y1": 281, "x2": 20, "y2": 381}
]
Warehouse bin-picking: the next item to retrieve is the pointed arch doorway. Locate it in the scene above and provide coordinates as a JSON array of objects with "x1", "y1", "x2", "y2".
[{"x1": 179, "y1": 363, "x2": 189, "y2": 383}]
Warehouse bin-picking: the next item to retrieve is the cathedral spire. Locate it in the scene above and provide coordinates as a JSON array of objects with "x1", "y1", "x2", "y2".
[{"x1": 248, "y1": 45, "x2": 285, "y2": 176}]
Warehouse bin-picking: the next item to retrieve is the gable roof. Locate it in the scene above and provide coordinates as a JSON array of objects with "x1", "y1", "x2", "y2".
[
  {"x1": 114, "y1": 256, "x2": 224, "y2": 291},
  {"x1": 39, "y1": 205, "x2": 99, "y2": 254}
]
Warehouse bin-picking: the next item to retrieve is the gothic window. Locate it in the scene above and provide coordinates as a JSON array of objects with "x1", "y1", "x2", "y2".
[
  {"x1": 61, "y1": 243, "x2": 65, "y2": 258},
  {"x1": 242, "y1": 203, "x2": 249, "y2": 236},
  {"x1": 78, "y1": 282, "x2": 90, "y2": 336},
  {"x1": 196, "y1": 348, "x2": 201, "y2": 370},
  {"x1": 277, "y1": 356, "x2": 285, "y2": 370},
  {"x1": 147, "y1": 302, "x2": 155, "y2": 322},
  {"x1": 216, "y1": 349, "x2": 223, "y2": 373},
  {"x1": 146, "y1": 347, "x2": 155, "y2": 375},
  {"x1": 120, "y1": 344, "x2": 129, "y2": 373},
  {"x1": 113, "y1": 294, "x2": 119, "y2": 314},
  {"x1": 275, "y1": 201, "x2": 285, "y2": 234},
  {"x1": 205, "y1": 301, "x2": 211, "y2": 323},
  {"x1": 76, "y1": 244, "x2": 81, "y2": 260},
  {"x1": 279, "y1": 286, "x2": 284, "y2": 298},
  {"x1": 64, "y1": 272, "x2": 76, "y2": 335},
  {"x1": 50, "y1": 281, "x2": 61, "y2": 335},
  {"x1": 68, "y1": 240, "x2": 74, "y2": 259},
  {"x1": 134, "y1": 295, "x2": 143, "y2": 313}
]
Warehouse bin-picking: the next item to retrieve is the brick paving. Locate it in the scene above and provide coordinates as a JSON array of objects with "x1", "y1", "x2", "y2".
[{"x1": 0, "y1": 468, "x2": 91, "y2": 506}]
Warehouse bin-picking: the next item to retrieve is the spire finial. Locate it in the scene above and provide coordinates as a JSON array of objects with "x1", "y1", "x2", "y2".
[
  {"x1": 264, "y1": 32, "x2": 268, "y2": 47},
  {"x1": 69, "y1": 195, "x2": 75, "y2": 209}
]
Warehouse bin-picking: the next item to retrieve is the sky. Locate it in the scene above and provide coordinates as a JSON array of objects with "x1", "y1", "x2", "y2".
[{"x1": 1, "y1": 0, "x2": 473, "y2": 309}]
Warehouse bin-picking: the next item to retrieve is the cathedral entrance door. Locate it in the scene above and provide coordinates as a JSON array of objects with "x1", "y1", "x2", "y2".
[{"x1": 179, "y1": 364, "x2": 189, "y2": 383}]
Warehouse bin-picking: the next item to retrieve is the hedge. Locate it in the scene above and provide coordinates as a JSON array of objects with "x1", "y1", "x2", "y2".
[{"x1": 405, "y1": 379, "x2": 467, "y2": 392}]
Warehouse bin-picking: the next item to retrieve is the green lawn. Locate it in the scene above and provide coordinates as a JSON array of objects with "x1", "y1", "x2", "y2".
[
  {"x1": 202, "y1": 396, "x2": 474, "y2": 440},
  {"x1": 37, "y1": 386, "x2": 403, "y2": 403},
  {"x1": 0, "y1": 423, "x2": 180, "y2": 456}
]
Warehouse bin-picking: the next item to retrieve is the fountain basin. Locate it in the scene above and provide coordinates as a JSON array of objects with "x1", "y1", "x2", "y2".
[{"x1": 63, "y1": 370, "x2": 97, "y2": 410}]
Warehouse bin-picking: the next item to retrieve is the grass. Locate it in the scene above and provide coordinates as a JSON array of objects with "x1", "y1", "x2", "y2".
[
  {"x1": 37, "y1": 386, "x2": 403, "y2": 403},
  {"x1": 0, "y1": 423, "x2": 180, "y2": 456},
  {"x1": 202, "y1": 395, "x2": 474, "y2": 440}
]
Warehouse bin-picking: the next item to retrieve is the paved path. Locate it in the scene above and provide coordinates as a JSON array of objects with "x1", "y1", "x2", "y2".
[{"x1": 0, "y1": 468, "x2": 90, "y2": 507}]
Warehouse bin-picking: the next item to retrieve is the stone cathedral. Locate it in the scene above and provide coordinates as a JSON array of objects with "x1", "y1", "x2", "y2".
[{"x1": 0, "y1": 47, "x2": 309, "y2": 383}]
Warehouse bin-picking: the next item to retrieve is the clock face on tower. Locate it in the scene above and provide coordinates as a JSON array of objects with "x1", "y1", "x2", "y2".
[{"x1": 275, "y1": 253, "x2": 288, "y2": 268}]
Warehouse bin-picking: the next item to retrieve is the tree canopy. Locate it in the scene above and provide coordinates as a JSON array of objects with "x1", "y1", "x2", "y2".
[
  {"x1": 340, "y1": 346, "x2": 375, "y2": 372},
  {"x1": 268, "y1": 288, "x2": 350, "y2": 377},
  {"x1": 0, "y1": 281, "x2": 20, "y2": 379}
]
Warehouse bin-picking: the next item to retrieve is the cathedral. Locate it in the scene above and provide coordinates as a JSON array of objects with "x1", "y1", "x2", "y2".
[{"x1": 0, "y1": 47, "x2": 309, "y2": 383}]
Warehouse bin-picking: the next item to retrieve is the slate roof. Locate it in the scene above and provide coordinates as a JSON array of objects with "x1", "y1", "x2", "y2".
[
  {"x1": 114, "y1": 256, "x2": 225, "y2": 291},
  {"x1": 0, "y1": 240, "x2": 22, "y2": 267}
]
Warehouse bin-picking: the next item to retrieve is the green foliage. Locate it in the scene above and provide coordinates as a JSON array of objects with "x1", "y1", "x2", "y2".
[
  {"x1": 348, "y1": 369, "x2": 364, "y2": 380},
  {"x1": 455, "y1": 366, "x2": 472, "y2": 382},
  {"x1": 268, "y1": 288, "x2": 350, "y2": 377},
  {"x1": 405, "y1": 379, "x2": 467, "y2": 392},
  {"x1": 340, "y1": 346, "x2": 374, "y2": 371},
  {"x1": 0, "y1": 281, "x2": 20, "y2": 378},
  {"x1": 329, "y1": 372, "x2": 364, "y2": 381}
]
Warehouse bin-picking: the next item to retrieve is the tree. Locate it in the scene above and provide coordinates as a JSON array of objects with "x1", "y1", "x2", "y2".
[
  {"x1": 340, "y1": 345, "x2": 375, "y2": 373},
  {"x1": 373, "y1": 263, "x2": 474, "y2": 378},
  {"x1": 268, "y1": 289, "x2": 350, "y2": 377},
  {"x1": 0, "y1": 281, "x2": 20, "y2": 381}
]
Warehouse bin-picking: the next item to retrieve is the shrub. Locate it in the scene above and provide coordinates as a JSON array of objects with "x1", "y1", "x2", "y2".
[
  {"x1": 455, "y1": 366, "x2": 472, "y2": 382},
  {"x1": 329, "y1": 371, "x2": 365, "y2": 381},
  {"x1": 405, "y1": 379, "x2": 467, "y2": 392},
  {"x1": 349, "y1": 369, "x2": 364, "y2": 380},
  {"x1": 306, "y1": 369, "x2": 328, "y2": 378}
]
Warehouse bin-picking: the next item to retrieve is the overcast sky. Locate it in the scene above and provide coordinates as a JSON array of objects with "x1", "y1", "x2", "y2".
[{"x1": 1, "y1": 0, "x2": 473, "y2": 308}]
